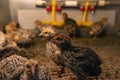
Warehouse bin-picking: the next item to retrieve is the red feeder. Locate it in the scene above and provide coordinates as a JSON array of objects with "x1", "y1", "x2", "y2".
[
  {"x1": 56, "y1": 6, "x2": 62, "y2": 13},
  {"x1": 80, "y1": 6, "x2": 85, "y2": 11},
  {"x1": 46, "y1": 6, "x2": 52, "y2": 12},
  {"x1": 89, "y1": 6, "x2": 94, "y2": 11},
  {"x1": 89, "y1": 6, "x2": 95, "y2": 14}
]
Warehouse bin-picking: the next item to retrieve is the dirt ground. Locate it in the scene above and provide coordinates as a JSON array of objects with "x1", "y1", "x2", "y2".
[{"x1": 27, "y1": 36, "x2": 120, "y2": 80}]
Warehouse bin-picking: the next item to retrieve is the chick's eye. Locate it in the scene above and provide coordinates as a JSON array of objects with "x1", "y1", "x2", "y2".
[
  {"x1": 45, "y1": 32, "x2": 48, "y2": 34},
  {"x1": 27, "y1": 65, "x2": 30, "y2": 68},
  {"x1": 56, "y1": 37, "x2": 62, "y2": 41},
  {"x1": 45, "y1": 32, "x2": 50, "y2": 34}
]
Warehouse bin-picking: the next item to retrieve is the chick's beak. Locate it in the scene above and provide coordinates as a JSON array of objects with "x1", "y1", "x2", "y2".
[
  {"x1": 31, "y1": 66, "x2": 35, "y2": 76},
  {"x1": 39, "y1": 33, "x2": 43, "y2": 38},
  {"x1": 39, "y1": 33, "x2": 42, "y2": 36}
]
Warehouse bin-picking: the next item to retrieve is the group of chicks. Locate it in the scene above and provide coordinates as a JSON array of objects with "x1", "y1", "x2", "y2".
[
  {"x1": 0, "y1": 13, "x2": 104, "y2": 80},
  {"x1": 0, "y1": 22, "x2": 51, "y2": 80},
  {"x1": 5, "y1": 22, "x2": 35, "y2": 47},
  {"x1": 39, "y1": 24, "x2": 102, "y2": 80},
  {"x1": 62, "y1": 13, "x2": 107, "y2": 39}
]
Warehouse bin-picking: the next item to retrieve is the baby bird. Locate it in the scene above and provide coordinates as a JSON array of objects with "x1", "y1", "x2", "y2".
[
  {"x1": 20, "y1": 59, "x2": 51, "y2": 80},
  {"x1": 0, "y1": 31, "x2": 17, "y2": 51},
  {"x1": 16, "y1": 29, "x2": 33, "y2": 47},
  {"x1": 39, "y1": 26, "x2": 102, "y2": 79},
  {"x1": 0, "y1": 55, "x2": 51, "y2": 80},
  {"x1": 5, "y1": 22, "x2": 34, "y2": 48},
  {"x1": 51, "y1": 35, "x2": 102, "y2": 79},
  {"x1": 62, "y1": 13, "x2": 81, "y2": 38},
  {"x1": 0, "y1": 43, "x2": 28, "y2": 61},
  {"x1": 89, "y1": 17, "x2": 107, "y2": 39},
  {"x1": 5, "y1": 21, "x2": 17, "y2": 34},
  {"x1": 0, "y1": 54, "x2": 28, "y2": 80}
]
